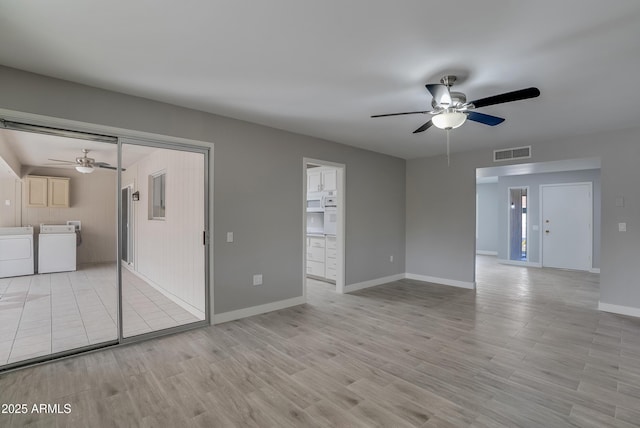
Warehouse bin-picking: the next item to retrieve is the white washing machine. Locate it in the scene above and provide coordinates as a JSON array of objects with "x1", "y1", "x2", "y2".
[
  {"x1": 38, "y1": 224, "x2": 77, "y2": 274},
  {"x1": 0, "y1": 226, "x2": 35, "y2": 278}
]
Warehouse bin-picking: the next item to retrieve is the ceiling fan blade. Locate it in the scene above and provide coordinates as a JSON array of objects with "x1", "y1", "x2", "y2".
[
  {"x1": 467, "y1": 111, "x2": 505, "y2": 126},
  {"x1": 469, "y1": 87, "x2": 540, "y2": 109},
  {"x1": 371, "y1": 110, "x2": 430, "y2": 118},
  {"x1": 426, "y1": 84, "x2": 452, "y2": 107},
  {"x1": 47, "y1": 158, "x2": 76, "y2": 164},
  {"x1": 412, "y1": 120, "x2": 433, "y2": 134}
]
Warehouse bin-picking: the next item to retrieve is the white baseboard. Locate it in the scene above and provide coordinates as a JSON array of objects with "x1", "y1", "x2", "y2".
[
  {"x1": 213, "y1": 296, "x2": 306, "y2": 324},
  {"x1": 589, "y1": 268, "x2": 601, "y2": 274},
  {"x1": 476, "y1": 250, "x2": 498, "y2": 256},
  {"x1": 498, "y1": 259, "x2": 542, "y2": 268},
  {"x1": 122, "y1": 263, "x2": 205, "y2": 319},
  {"x1": 344, "y1": 273, "x2": 405, "y2": 293},
  {"x1": 405, "y1": 273, "x2": 476, "y2": 290},
  {"x1": 598, "y1": 302, "x2": 640, "y2": 318}
]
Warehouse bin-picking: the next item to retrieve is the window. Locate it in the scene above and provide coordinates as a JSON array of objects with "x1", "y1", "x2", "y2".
[{"x1": 150, "y1": 171, "x2": 166, "y2": 219}]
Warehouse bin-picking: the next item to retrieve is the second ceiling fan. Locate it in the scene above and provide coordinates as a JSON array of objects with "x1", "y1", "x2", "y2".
[
  {"x1": 47, "y1": 149, "x2": 122, "y2": 174},
  {"x1": 371, "y1": 75, "x2": 540, "y2": 133}
]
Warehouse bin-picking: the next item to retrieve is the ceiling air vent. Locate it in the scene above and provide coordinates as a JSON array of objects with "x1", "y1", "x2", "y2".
[{"x1": 493, "y1": 146, "x2": 531, "y2": 162}]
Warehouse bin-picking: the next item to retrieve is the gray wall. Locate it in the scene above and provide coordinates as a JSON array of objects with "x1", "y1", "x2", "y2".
[
  {"x1": 476, "y1": 183, "x2": 499, "y2": 253},
  {"x1": 496, "y1": 170, "x2": 601, "y2": 267},
  {"x1": 407, "y1": 126, "x2": 640, "y2": 310},
  {"x1": 0, "y1": 66, "x2": 406, "y2": 315},
  {"x1": 406, "y1": 150, "x2": 479, "y2": 283}
]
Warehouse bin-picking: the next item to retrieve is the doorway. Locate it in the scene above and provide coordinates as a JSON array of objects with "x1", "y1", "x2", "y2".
[
  {"x1": 0, "y1": 117, "x2": 210, "y2": 371},
  {"x1": 541, "y1": 182, "x2": 592, "y2": 270},
  {"x1": 475, "y1": 158, "x2": 600, "y2": 280},
  {"x1": 303, "y1": 158, "x2": 345, "y2": 296}
]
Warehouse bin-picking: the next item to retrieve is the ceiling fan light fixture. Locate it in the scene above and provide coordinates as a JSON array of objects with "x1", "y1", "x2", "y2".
[
  {"x1": 75, "y1": 165, "x2": 94, "y2": 174},
  {"x1": 432, "y1": 111, "x2": 467, "y2": 130}
]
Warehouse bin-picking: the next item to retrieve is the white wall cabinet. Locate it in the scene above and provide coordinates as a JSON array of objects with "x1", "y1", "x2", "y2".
[
  {"x1": 307, "y1": 167, "x2": 337, "y2": 192},
  {"x1": 325, "y1": 235, "x2": 337, "y2": 281},
  {"x1": 25, "y1": 175, "x2": 70, "y2": 208},
  {"x1": 306, "y1": 235, "x2": 326, "y2": 277},
  {"x1": 307, "y1": 169, "x2": 322, "y2": 193},
  {"x1": 321, "y1": 169, "x2": 337, "y2": 192},
  {"x1": 306, "y1": 234, "x2": 336, "y2": 283}
]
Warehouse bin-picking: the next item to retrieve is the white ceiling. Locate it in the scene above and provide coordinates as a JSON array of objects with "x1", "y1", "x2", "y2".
[{"x1": 1, "y1": 1, "x2": 639, "y2": 159}]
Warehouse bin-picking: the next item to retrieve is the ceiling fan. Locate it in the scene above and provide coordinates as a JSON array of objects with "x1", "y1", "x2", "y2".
[
  {"x1": 47, "y1": 149, "x2": 122, "y2": 174},
  {"x1": 371, "y1": 75, "x2": 540, "y2": 133}
]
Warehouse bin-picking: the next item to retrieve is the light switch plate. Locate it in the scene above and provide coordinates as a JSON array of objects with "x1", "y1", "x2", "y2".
[
  {"x1": 619, "y1": 222, "x2": 627, "y2": 232},
  {"x1": 253, "y1": 274, "x2": 263, "y2": 286},
  {"x1": 226, "y1": 232, "x2": 233, "y2": 243},
  {"x1": 4, "y1": 200, "x2": 10, "y2": 206}
]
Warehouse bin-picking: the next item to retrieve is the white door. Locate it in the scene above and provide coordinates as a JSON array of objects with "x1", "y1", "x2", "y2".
[{"x1": 541, "y1": 183, "x2": 592, "y2": 270}]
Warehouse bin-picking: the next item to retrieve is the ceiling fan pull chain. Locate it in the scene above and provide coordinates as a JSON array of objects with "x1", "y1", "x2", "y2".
[{"x1": 446, "y1": 129, "x2": 451, "y2": 167}]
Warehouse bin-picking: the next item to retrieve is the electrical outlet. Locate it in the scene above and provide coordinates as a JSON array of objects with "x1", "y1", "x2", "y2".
[
  {"x1": 253, "y1": 274, "x2": 263, "y2": 286},
  {"x1": 4, "y1": 200, "x2": 10, "y2": 206},
  {"x1": 226, "y1": 232, "x2": 233, "y2": 243},
  {"x1": 619, "y1": 222, "x2": 627, "y2": 232},
  {"x1": 389, "y1": 255, "x2": 394, "y2": 263}
]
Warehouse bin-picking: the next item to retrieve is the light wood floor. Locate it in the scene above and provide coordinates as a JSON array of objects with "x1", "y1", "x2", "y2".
[{"x1": 2, "y1": 256, "x2": 640, "y2": 427}]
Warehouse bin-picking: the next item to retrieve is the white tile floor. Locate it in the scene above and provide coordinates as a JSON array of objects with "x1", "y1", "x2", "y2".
[
  {"x1": 121, "y1": 266, "x2": 203, "y2": 336},
  {"x1": 0, "y1": 263, "x2": 202, "y2": 366}
]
